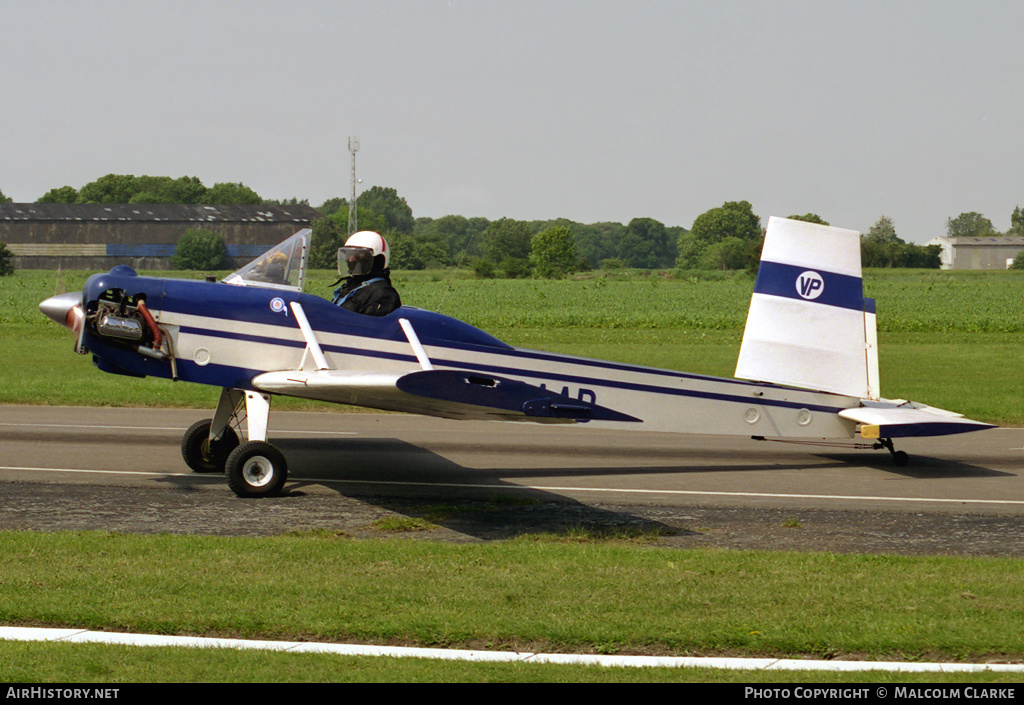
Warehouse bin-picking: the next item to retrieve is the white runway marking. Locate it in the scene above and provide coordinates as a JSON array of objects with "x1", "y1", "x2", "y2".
[
  {"x1": 0, "y1": 466, "x2": 197, "y2": 478},
  {"x1": 3, "y1": 466, "x2": 1023, "y2": 507},
  {"x1": 1, "y1": 626, "x2": 1021, "y2": 673},
  {"x1": 0, "y1": 422, "x2": 358, "y2": 436}
]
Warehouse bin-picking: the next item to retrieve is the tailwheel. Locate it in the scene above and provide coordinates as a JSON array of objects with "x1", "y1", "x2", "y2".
[
  {"x1": 181, "y1": 419, "x2": 240, "y2": 473},
  {"x1": 226, "y1": 441, "x2": 288, "y2": 498},
  {"x1": 878, "y1": 438, "x2": 910, "y2": 467}
]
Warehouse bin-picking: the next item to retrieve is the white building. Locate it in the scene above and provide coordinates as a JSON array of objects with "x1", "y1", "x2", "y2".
[{"x1": 925, "y1": 236, "x2": 1024, "y2": 270}]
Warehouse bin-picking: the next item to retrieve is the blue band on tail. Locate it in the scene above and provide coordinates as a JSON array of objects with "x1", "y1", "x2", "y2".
[{"x1": 754, "y1": 261, "x2": 864, "y2": 312}]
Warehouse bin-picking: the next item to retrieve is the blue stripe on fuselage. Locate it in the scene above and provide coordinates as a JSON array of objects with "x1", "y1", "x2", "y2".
[{"x1": 754, "y1": 261, "x2": 864, "y2": 311}]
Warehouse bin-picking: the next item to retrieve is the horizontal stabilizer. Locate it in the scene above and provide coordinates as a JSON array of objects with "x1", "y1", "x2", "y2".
[{"x1": 839, "y1": 404, "x2": 996, "y2": 438}]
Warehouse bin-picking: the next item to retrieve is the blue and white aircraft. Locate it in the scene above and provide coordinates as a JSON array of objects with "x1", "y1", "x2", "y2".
[{"x1": 40, "y1": 217, "x2": 995, "y2": 497}]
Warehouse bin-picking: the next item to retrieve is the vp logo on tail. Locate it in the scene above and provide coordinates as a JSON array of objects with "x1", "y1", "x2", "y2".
[{"x1": 796, "y1": 271, "x2": 825, "y2": 300}]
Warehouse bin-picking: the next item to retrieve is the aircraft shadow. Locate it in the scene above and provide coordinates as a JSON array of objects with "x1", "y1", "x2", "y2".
[
  {"x1": 273, "y1": 438, "x2": 692, "y2": 542},
  {"x1": 813, "y1": 452, "x2": 1010, "y2": 478},
  {"x1": 268, "y1": 436, "x2": 1006, "y2": 542}
]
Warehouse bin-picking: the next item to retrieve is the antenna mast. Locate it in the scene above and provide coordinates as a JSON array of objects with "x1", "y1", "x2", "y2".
[{"x1": 347, "y1": 136, "x2": 360, "y2": 237}]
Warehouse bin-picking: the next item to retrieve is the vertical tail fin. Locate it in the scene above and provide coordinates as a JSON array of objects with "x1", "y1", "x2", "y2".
[{"x1": 735, "y1": 217, "x2": 879, "y2": 399}]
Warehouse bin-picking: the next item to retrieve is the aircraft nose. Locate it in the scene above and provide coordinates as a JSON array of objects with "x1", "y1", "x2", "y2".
[{"x1": 40, "y1": 291, "x2": 84, "y2": 329}]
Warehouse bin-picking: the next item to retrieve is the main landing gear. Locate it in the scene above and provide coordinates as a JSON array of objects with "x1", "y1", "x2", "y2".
[{"x1": 180, "y1": 388, "x2": 288, "y2": 498}]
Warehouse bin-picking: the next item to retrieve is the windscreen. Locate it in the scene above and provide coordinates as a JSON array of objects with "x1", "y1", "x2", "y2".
[{"x1": 222, "y1": 229, "x2": 310, "y2": 292}]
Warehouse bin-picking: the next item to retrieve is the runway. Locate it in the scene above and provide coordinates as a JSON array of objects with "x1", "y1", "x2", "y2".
[{"x1": 1, "y1": 404, "x2": 1021, "y2": 515}]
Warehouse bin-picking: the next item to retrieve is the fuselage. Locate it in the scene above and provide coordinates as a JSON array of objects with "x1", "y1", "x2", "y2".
[{"x1": 77, "y1": 267, "x2": 861, "y2": 440}]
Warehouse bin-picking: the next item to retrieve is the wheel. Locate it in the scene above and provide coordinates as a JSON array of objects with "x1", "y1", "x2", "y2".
[
  {"x1": 181, "y1": 419, "x2": 240, "y2": 474},
  {"x1": 892, "y1": 450, "x2": 909, "y2": 467},
  {"x1": 225, "y1": 441, "x2": 288, "y2": 498}
]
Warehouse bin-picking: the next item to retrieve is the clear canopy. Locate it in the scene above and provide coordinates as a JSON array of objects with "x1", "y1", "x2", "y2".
[{"x1": 222, "y1": 229, "x2": 310, "y2": 292}]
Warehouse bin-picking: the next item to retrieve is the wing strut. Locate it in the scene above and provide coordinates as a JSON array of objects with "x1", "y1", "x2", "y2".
[
  {"x1": 289, "y1": 302, "x2": 330, "y2": 370},
  {"x1": 399, "y1": 318, "x2": 434, "y2": 371}
]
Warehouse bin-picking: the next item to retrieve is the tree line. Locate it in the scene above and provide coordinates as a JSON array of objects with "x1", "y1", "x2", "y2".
[{"x1": 3, "y1": 176, "x2": 1024, "y2": 276}]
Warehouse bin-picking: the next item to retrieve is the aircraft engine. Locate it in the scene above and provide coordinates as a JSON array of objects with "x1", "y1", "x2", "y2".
[{"x1": 89, "y1": 288, "x2": 165, "y2": 359}]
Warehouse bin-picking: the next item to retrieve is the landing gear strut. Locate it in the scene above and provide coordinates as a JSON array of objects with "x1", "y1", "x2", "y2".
[
  {"x1": 876, "y1": 437, "x2": 909, "y2": 467},
  {"x1": 180, "y1": 387, "x2": 288, "y2": 498}
]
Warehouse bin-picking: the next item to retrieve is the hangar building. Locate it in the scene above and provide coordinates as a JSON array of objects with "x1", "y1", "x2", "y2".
[
  {"x1": 0, "y1": 203, "x2": 321, "y2": 270},
  {"x1": 925, "y1": 235, "x2": 1024, "y2": 270}
]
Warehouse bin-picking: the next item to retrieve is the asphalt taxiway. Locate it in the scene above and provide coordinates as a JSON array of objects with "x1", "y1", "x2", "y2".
[
  {"x1": 2, "y1": 404, "x2": 1021, "y2": 510},
  {"x1": 1, "y1": 405, "x2": 1022, "y2": 555}
]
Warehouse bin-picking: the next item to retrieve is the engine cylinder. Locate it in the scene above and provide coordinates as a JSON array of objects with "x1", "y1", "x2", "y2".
[{"x1": 97, "y1": 313, "x2": 144, "y2": 341}]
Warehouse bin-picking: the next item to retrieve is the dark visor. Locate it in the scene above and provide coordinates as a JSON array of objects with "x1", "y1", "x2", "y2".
[{"x1": 337, "y1": 246, "x2": 375, "y2": 276}]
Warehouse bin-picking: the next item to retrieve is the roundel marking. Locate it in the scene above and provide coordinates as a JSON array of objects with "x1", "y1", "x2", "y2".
[{"x1": 796, "y1": 270, "x2": 825, "y2": 300}]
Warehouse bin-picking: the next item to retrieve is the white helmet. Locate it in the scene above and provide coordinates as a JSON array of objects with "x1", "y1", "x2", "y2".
[{"x1": 338, "y1": 230, "x2": 390, "y2": 275}]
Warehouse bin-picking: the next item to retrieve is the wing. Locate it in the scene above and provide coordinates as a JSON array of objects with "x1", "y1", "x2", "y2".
[{"x1": 252, "y1": 368, "x2": 641, "y2": 424}]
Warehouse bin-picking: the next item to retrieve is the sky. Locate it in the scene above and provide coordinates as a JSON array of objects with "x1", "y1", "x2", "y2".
[{"x1": 2, "y1": 0, "x2": 1023, "y2": 243}]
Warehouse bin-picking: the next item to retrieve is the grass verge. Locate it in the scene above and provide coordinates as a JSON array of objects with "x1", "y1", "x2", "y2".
[{"x1": 2, "y1": 531, "x2": 1023, "y2": 663}]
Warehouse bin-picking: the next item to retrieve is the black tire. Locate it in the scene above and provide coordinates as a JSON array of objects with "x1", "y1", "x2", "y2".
[
  {"x1": 225, "y1": 441, "x2": 288, "y2": 498},
  {"x1": 893, "y1": 450, "x2": 910, "y2": 467},
  {"x1": 181, "y1": 419, "x2": 240, "y2": 474}
]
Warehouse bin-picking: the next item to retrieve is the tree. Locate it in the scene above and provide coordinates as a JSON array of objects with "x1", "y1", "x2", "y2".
[
  {"x1": 674, "y1": 231, "x2": 703, "y2": 269},
  {"x1": 699, "y1": 237, "x2": 748, "y2": 270},
  {"x1": 574, "y1": 221, "x2": 624, "y2": 268},
  {"x1": 309, "y1": 217, "x2": 346, "y2": 270},
  {"x1": 866, "y1": 215, "x2": 899, "y2": 243},
  {"x1": 1010, "y1": 250, "x2": 1024, "y2": 270},
  {"x1": 861, "y1": 216, "x2": 940, "y2": 268},
  {"x1": 861, "y1": 216, "x2": 903, "y2": 267},
  {"x1": 417, "y1": 214, "x2": 483, "y2": 263},
  {"x1": 1009, "y1": 206, "x2": 1024, "y2": 236},
  {"x1": 47, "y1": 174, "x2": 262, "y2": 205},
  {"x1": 203, "y1": 182, "x2": 261, "y2": 205},
  {"x1": 0, "y1": 242, "x2": 13, "y2": 275},
  {"x1": 681, "y1": 201, "x2": 761, "y2": 270},
  {"x1": 127, "y1": 175, "x2": 207, "y2": 203},
  {"x1": 37, "y1": 186, "x2": 79, "y2": 203},
  {"x1": 617, "y1": 217, "x2": 674, "y2": 268},
  {"x1": 357, "y1": 186, "x2": 414, "y2": 234},
  {"x1": 690, "y1": 201, "x2": 761, "y2": 245},
  {"x1": 0, "y1": 189, "x2": 11, "y2": 203},
  {"x1": 787, "y1": 213, "x2": 829, "y2": 226},
  {"x1": 318, "y1": 197, "x2": 346, "y2": 217},
  {"x1": 78, "y1": 174, "x2": 139, "y2": 203},
  {"x1": 482, "y1": 218, "x2": 533, "y2": 276},
  {"x1": 946, "y1": 212, "x2": 995, "y2": 238},
  {"x1": 171, "y1": 229, "x2": 226, "y2": 270},
  {"x1": 531, "y1": 225, "x2": 576, "y2": 278}
]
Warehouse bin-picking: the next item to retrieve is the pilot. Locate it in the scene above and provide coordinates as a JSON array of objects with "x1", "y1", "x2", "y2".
[{"x1": 332, "y1": 231, "x2": 402, "y2": 316}]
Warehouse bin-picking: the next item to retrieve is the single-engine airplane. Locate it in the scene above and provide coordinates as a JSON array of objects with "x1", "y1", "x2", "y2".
[{"x1": 40, "y1": 217, "x2": 995, "y2": 497}]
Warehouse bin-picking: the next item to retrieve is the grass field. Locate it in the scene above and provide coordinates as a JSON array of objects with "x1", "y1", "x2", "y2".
[{"x1": 1, "y1": 267, "x2": 1022, "y2": 682}]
